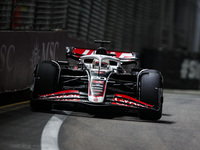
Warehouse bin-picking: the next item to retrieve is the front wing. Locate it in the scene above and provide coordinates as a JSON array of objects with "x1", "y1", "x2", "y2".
[{"x1": 36, "y1": 90, "x2": 158, "y2": 111}]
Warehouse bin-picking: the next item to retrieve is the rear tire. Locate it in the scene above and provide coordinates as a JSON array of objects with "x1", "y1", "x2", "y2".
[
  {"x1": 138, "y1": 69, "x2": 163, "y2": 120},
  {"x1": 30, "y1": 61, "x2": 60, "y2": 111}
]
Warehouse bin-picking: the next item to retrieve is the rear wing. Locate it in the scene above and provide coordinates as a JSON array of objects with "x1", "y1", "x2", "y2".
[{"x1": 66, "y1": 47, "x2": 138, "y2": 63}]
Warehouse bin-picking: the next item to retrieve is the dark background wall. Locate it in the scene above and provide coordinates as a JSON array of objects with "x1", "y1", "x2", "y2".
[
  {"x1": 1, "y1": 0, "x2": 200, "y2": 53},
  {"x1": 0, "y1": 0, "x2": 200, "y2": 93},
  {"x1": 141, "y1": 49, "x2": 200, "y2": 90}
]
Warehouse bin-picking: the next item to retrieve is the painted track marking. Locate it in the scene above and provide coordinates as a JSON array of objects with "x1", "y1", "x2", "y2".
[
  {"x1": 0, "y1": 101, "x2": 29, "y2": 114},
  {"x1": 41, "y1": 111, "x2": 71, "y2": 150},
  {"x1": 0, "y1": 100, "x2": 29, "y2": 109}
]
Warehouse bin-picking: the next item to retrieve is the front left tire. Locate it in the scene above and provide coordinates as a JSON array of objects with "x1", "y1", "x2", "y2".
[{"x1": 30, "y1": 61, "x2": 60, "y2": 111}]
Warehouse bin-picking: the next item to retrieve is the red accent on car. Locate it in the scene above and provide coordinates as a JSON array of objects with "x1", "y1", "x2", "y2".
[
  {"x1": 93, "y1": 97, "x2": 98, "y2": 102},
  {"x1": 72, "y1": 48, "x2": 135, "y2": 60},
  {"x1": 114, "y1": 94, "x2": 153, "y2": 107},
  {"x1": 89, "y1": 80, "x2": 107, "y2": 97},
  {"x1": 111, "y1": 102, "x2": 137, "y2": 108},
  {"x1": 93, "y1": 80, "x2": 104, "y2": 84},
  {"x1": 49, "y1": 94, "x2": 80, "y2": 101},
  {"x1": 40, "y1": 90, "x2": 79, "y2": 97},
  {"x1": 73, "y1": 48, "x2": 94, "y2": 57},
  {"x1": 107, "y1": 51, "x2": 133, "y2": 58}
]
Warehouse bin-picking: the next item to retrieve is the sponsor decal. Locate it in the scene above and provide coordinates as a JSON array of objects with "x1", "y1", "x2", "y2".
[
  {"x1": 90, "y1": 80, "x2": 105, "y2": 96},
  {"x1": 51, "y1": 94, "x2": 80, "y2": 101},
  {"x1": 40, "y1": 90, "x2": 79, "y2": 97},
  {"x1": 93, "y1": 97, "x2": 98, "y2": 102},
  {"x1": 113, "y1": 94, "x2": 153, "y2": 108},
  {"x1": 30, "y1": 39, "x2": 59, "y2": 70},
  {"x1": 40, "y1": 93, "x2": 80, "y2": 101},
  {"x1": 113, "y1": 98, "x2": 145, "y2": 108},
  {"x1": 111, "y1": 102, "x2": 134, "y2": 108},
  {"x1": 94, "y1": 71, "x2": 105, "y2": 74},
  {"x1": 93, "y1": 80, "x2": 104, "y2": 84},
  {"x1": 0, "y1": 44, "x2": 15, "y2": 73},
  {"x1": 92, "y1": 89, "x2": 103, "y2": 92},
  {"x1": 114, "y1": 94, "x2": 153, "y2": 107}
]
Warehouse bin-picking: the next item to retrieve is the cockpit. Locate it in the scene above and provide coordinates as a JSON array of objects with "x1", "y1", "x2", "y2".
[
  {"x1": 80, "y1": 55, "x2": 121, "y2": 71},
  {"x1": 92, "y1": 58, "x2": 109, "y2": 69}
]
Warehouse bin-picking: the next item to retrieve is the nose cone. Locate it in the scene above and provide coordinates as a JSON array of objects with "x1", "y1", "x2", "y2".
[
  {"x1": 89, "y1": 96, "x2": 104, "y2": 103},
  {"x1": 88, "y1": 79, "x2": 107, "y2": 103}
]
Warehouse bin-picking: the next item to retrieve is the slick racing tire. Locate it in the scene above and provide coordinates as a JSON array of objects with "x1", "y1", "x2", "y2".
[
  {"x1": 30, "y1": 61, "x2": 60, "y2": 111},
  {"x1": 138, "y1": 69, "x2": 163, "y2": 120}
]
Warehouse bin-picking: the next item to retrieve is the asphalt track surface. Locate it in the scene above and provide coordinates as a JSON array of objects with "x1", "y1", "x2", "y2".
[{"x1": 0, "y1": 90, "x2": 200, "y2": 150}]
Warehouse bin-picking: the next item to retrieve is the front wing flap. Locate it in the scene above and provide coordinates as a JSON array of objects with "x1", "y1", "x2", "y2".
[{"x1": 36, "y1": 90, "x2": 157, "y2": 111}]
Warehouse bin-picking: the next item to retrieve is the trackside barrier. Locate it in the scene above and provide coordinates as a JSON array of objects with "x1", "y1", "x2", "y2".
[
  {"x1": 0, "y1": 31, "x2": 93, "y2": 93},
  {"x1": 141, "y1": 49, "x2": 200, "y2": 90}
]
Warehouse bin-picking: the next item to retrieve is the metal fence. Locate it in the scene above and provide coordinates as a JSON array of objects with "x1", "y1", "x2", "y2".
[{"x1": 0, "y1": 0, "x2": 162, "y2": 51}]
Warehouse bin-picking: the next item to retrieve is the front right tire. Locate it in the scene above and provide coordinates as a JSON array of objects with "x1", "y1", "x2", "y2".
[{"x1": 138, "y1": 69, "x2": 163, "y2": 120}]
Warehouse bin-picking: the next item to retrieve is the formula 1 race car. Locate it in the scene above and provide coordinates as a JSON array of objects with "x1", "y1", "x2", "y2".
[{"x1": 30, "y1": 40, "x2": 163, "y2": 120}]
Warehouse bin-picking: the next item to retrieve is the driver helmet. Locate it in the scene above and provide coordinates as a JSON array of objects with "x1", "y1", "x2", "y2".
[
  {"x1": 96, "y1": 47, "x2": 107, "y2": 55},
  {"x1": 101, "y1": 59, "x2": 109, "y2": 69},
  {"x1": 92, "y1": 59, "x2": 99, "y2": 69},
  {"x1": 92, "y1": 59, "x2": 109, "y2": 69}
]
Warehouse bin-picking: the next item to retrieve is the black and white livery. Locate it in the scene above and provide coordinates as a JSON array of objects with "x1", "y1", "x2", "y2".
[{"x1": 30, "y1": 40, "x2": 164, "y2": 120}]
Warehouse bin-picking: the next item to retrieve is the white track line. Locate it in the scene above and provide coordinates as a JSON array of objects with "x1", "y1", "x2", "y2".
[{"x1": 41, "y1": 111, "x2": 71, "y2": 150}]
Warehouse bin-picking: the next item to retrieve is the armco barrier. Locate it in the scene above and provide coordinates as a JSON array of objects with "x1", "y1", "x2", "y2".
[
  {"x1": 0, "y1": 31, "x2": 93, "y2": 93},
  {"x1": 141, "y1": 49, "x2": 200, "y2": 90}
]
